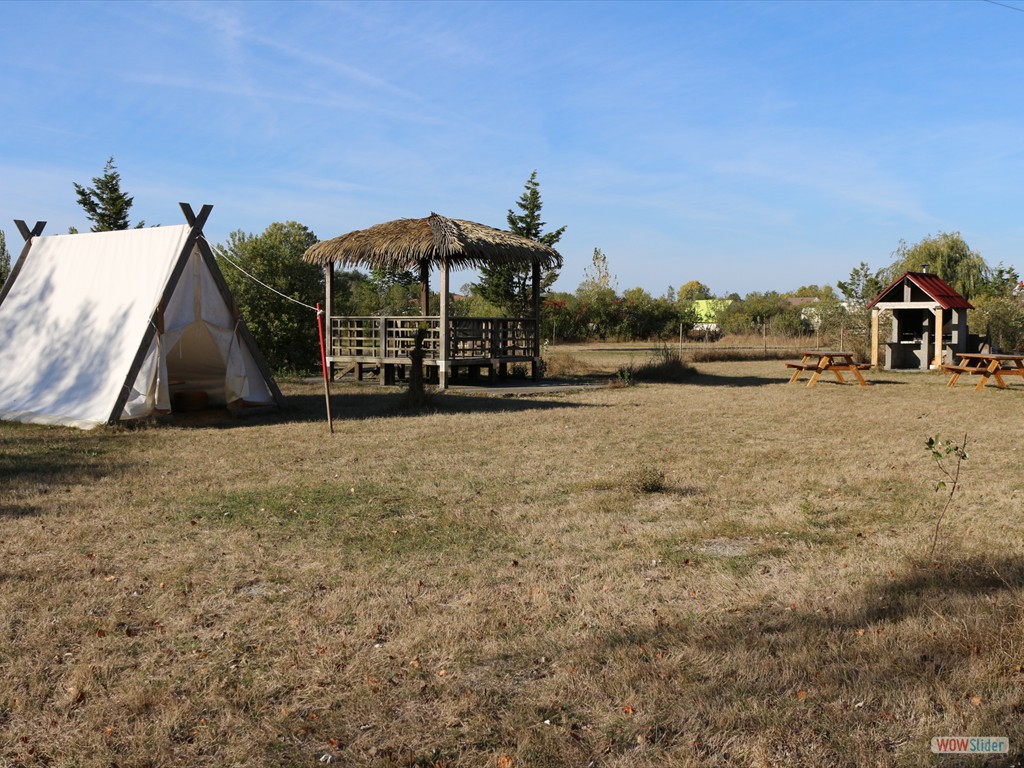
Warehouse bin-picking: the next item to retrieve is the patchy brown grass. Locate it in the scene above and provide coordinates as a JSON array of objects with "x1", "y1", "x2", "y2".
[
  {"x1": 542, "y1": 351, "x2": 592, "y2": 378},
  {"x1": 548, "y1": 336, "x2": 813, "y2": 370},
  {"x1": 3, "y1": 360, "x2": 1024, "y2": 767}
]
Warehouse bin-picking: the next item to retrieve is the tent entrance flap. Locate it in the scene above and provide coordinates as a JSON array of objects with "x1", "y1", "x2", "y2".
[
  {"x1": 125, "y1": 247, "x2": 276, "y2": 417},
  {"x1": 159, "y1": 248, "x2": 275, "y2": 409},
  {"x1": 121, "y1": 336, "x2": 168, "y2": 419}
]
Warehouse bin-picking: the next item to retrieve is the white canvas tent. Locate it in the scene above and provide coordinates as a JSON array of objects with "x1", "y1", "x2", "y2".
[{"x1": 0, "y1": 204, "x2": 283, "y2": 429}]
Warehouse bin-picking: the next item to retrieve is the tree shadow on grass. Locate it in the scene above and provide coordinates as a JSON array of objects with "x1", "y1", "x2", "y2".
[
  {"x1": 690, "y1": 371, "x2": 911, "y2": 388},
  {"x1": 861, "y1": 555, "x2": 1024, "y2": 625},
  {"x1": 688, "y1": 371, "x2": 783, "y2": 388},
  {"x1": 584, "y1": 554, "x2": 1024, "y2": 766},
  {"x1": 0, "y1": 431, "x2": 119, "y2": 519},
  {"x1": 166, "y1": 389, "x2": 602, "y2": 429}
]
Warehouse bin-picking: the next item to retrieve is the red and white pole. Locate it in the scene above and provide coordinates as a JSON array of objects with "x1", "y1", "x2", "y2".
[{"x1": 316, "y1": 303, "x2": 333, "y2": 434}]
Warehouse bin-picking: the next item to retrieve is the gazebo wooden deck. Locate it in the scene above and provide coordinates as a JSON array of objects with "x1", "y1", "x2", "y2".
[
  {"x1": 303, "y1": 213, "x2": 561, "y2": 388},
  {"x1": 323, "y1": 314, "x2": 540, "y2": 385}
]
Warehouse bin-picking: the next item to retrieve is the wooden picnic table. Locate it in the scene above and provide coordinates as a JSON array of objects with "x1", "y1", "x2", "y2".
[
  {"x1": 943, "y1": 352, "x2": 1024, "y2": 391},
  {"x1": 786, "y1": 350, "x2": 870, "y2": 388}
]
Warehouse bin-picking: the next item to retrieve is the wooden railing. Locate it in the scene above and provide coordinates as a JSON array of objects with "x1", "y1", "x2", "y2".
[
  {"x1": 330, "y1": 317, "x2": 441, "y2": 359},
  {"x1": 329, "y1": 316, "x2": 537, "y2": 360},
  {"x1": 449, "y1": 317, "x2": 537, "y2": 359}
]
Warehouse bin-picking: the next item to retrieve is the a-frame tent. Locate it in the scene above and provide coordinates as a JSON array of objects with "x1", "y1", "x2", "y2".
[{"x1": 0, "y1": 203, "x2": 284, "y2": 429}]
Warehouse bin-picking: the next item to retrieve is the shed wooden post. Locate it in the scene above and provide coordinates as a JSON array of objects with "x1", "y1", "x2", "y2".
[
  {"x1": 870, "y1": 308, "x2": 880, "y2": 369},
  {"x1": 933, "y1": 307, "x2": 944, "y2": 368},
  {"x1": 439, "y1": 258, "x2": 450, "y2": 389}
]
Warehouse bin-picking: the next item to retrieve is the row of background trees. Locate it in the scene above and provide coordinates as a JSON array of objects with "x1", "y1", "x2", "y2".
[{"x1": 23, "y1": 158, "x2": 1024, "y2": 373}]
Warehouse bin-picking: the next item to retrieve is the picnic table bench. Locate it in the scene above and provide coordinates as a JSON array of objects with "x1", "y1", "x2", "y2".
[
  {"x1": 943, "y1": 352, "x2": 1024, "y2": 391},
  {"x1": 786, "y1": 351, "x2": 870, "y2": 387}
]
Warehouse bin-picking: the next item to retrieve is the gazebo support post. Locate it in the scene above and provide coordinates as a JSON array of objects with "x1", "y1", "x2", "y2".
[
  {"x1": 413, "y1": 260, "x2": 430, "y2": 387},
  {"x1": 532, "y1": 261, "x2": 542, "y2": 381},
  {"x1": 439, "y1": 257, "x2": 450, "y2": 389},
  {"x1": 419, "y1": 260, "x2": 430, "y2": 316},
  {"x1": 933, "y1": 307, "x2": 944, "y2": 368},
  {"x1": 323, "y1": 263, "x2": 334, "y2": 380}
]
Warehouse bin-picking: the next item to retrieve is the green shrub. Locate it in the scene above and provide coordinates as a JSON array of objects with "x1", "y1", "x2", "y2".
[
  {"x1": 632, "y1": 347, "x2": 697, "y2": 382},
  {"x1": 629, "y1": 463, "x2": 666, "y2": 494}
]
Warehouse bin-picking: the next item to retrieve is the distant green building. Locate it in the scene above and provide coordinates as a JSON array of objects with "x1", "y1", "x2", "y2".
[{"x1": 692, "y1": 299, "x2": 732, "y2": 327}]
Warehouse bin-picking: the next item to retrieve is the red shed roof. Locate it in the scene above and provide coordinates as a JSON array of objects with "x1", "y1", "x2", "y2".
[{"x1": 867, "y1": 271, "x2": 973, "y2": 311}]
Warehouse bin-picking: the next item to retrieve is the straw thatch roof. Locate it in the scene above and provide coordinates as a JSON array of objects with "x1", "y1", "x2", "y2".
[{"x1": 302, "y1": 213, "x2": 562, "y2": 271}]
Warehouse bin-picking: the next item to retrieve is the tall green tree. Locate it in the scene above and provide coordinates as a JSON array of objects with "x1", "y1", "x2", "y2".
[
  {"x1": 720, "y1": 291, "x2": 808, "y2": 336},
  {"x1": 834, "y1": 262, "x2": 885, "y2": 358},
  {"x1": 787, "y1": 284, "x2": 835, "y2": 299},
  {"x1": 837, "y1": 262, "x2": 884, "y2": 307},
  {"x1": 970, "y1": 263, "x2": 1024, "y2": 353},
  {"x1": 475, "y1": 171, "x2": 566, "y2": 316},
  {"x1": 216, "y1": 221, "x2": 322, "y2": 372},
  {"x1": 883, "y1": 231, "x2": 989, "y2": 300},
  {"x1": 677, "y1": 280, "x2": 712, "y2": 302},
  {"x1": 355, "y1": 267, "x2": 420, "y2": 315},
  {"x1": 618, "y1": 286, "x2": 678, "y2": 340},
  {"x1": 970, "y1": 293, "x2": 1024, "y2": 353},
  {"x1": 0, "y1": 230, "x2": 10, "y2": 287},
  {"x1": 575, "y1": 247, "x2": 620, "y2": 339},
  {"x1": 976, "y1": 262, "x2": 1021, "y2": 299},
  {"x1": 73, "y1": 157, "x2": 143, "y2": 232}
]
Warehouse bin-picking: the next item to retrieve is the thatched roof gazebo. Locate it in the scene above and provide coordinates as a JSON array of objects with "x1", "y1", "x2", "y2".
[{"x1": 303, "y1": 213, "x2": 562, "y2": 388}]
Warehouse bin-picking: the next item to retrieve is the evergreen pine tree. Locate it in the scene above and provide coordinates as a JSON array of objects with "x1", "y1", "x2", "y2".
[
  {"x1": 476, "y1": 171, "x2": 565, "y2": 316},
  {"x1": 73, "y1": 157, "x2": 142, "y2": 231}
]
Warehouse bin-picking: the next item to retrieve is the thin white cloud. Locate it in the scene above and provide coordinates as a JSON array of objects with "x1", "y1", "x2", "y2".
[{"x1": 156, "y1": 1, "x2": 420, "y2": 102}]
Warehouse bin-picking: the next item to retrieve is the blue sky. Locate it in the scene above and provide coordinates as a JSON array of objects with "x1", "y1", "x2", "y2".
[{"x1": 3, "y1": 0, "x2": 1023, "y2": 298}]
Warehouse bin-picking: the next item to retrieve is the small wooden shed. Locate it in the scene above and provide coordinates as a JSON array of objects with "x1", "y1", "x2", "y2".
[
  {"x1": 867, "y1": 271, "x2": 973, "y2": 370},
  {"x1": 302, "y1": 213, "x2": 562, "y2": 388}
]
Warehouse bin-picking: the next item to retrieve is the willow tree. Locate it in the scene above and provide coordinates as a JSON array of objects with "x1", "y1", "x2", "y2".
[{"x1": 883, "y1": 232, "x2": 989, "y2": 300}]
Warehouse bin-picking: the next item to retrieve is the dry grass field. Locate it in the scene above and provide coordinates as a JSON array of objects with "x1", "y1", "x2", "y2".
[{"x1": 3, "y1": 352, "x2": 1024, "y2": 767}]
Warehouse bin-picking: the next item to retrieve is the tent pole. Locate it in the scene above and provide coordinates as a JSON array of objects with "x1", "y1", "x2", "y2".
[
  {"x1": 1, "y1": 221, "x2": 45, "y2": 307},
  {"x1": 317, "y1": 303, "x2": 334, "y2": 433}
]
